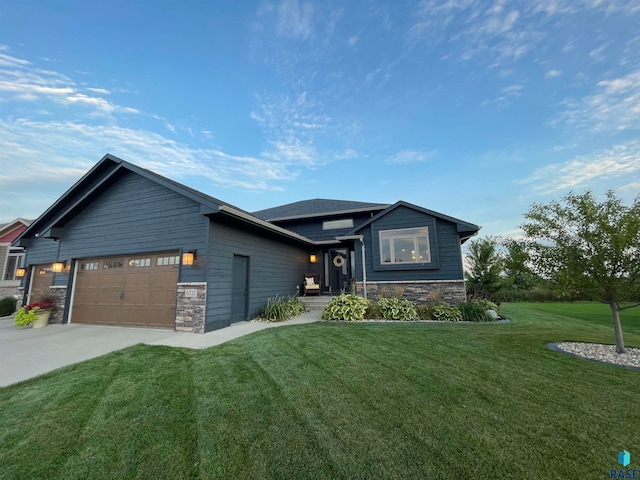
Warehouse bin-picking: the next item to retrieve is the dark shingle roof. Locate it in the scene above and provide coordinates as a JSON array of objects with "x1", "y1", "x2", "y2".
[{"x1": 252, "y1": 198, "x2": 390, "y2": 221}]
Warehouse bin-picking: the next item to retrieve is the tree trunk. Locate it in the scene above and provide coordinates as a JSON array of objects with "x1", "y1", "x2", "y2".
[{"x1": 609, "y1": 301, "x2": 626, "y2": 354}]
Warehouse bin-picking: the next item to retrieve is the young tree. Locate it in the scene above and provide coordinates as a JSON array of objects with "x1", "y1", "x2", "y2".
[
  {"x1": 464, "y1": 236, "x2": 503, "y2": 300},
  {"x1": 521, "y1": 191, "x2": 640, "y2": 353}
]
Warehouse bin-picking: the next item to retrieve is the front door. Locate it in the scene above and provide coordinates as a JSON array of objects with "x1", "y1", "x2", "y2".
[
  {"x1": 329, "y1": 249, "x2": 348, "y2": 294},
  {"x1": 231, "y1": 255, "x2": 249, "y2": 323}
]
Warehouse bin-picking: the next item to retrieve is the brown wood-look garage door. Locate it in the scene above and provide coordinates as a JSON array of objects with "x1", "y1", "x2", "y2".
[{"x1": 72, "y1": 252, "x2": 179, "y2": 328}]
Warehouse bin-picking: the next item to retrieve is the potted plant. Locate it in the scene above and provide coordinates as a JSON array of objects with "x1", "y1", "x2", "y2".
[{"x1": 15, "y1": 298, "x2": 55, "y2": 328}]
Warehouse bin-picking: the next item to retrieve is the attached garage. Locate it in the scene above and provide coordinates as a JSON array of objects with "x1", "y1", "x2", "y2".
[{"x1": 71, "y1": 252, "x2": 179, "y2": 328}]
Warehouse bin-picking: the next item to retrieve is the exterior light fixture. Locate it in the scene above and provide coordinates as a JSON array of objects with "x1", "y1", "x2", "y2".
[
  {"x1": 309, "y1": 254, "x2": 317, "y2": 263},
  {"x1": 15, "y1": 268, "x2": 26, "y2": 278},
  {"x1": 182, "y1": 251, "x2": 195, "y2": 266},
  {"x1": 52, "y1": 261, "x2": 65, "y2": 273}
]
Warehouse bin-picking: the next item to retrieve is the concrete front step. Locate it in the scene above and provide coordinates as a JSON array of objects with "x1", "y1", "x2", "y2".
[{"x1": 300, "y1": 296, "x2": 332, "y2": 310}]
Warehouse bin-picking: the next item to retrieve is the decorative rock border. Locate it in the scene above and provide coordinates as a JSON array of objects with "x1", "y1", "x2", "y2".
[{"x1": 548, "y1": 342, "x2": 640, "y2": 371}]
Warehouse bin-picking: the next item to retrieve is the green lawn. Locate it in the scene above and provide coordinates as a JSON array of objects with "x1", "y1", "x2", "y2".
[{"x1": 1, "y1": 302, "x2": 639, "y2": 479}]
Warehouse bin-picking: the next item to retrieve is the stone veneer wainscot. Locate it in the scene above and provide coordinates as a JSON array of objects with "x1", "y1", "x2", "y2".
[
  {"x1": 356, "y1": 280, "x2": 466, "y2": 305},
  {"x1": 175, "y1": 282, "x2": 207, "y2": 333}
]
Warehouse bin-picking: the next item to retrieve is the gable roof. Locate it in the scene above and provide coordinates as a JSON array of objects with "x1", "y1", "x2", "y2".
[
  {"x1": 348, "y1": 200, "x2": 481, "y2": 242},
  {"x1": 14, "y1": 154, "x2": 315, "y2": 246},
  {"x1": 0, "y1": 218, "x2": 31, "y2": 236},
  {"x1": 253, "y1": 198, "x2": 390, "y2": 222}
]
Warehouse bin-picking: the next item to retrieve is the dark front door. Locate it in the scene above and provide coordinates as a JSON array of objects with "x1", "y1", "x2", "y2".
[
  {"x1": 329, "y1": 249, "x2": 348, "y2": 294},
  {"x1": 231, "y1": 255, "x2": 249, "y2": 323}
]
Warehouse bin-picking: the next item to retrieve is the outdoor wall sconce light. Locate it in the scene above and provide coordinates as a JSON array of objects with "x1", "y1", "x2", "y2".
[
  {"x1": 52, "y1": 261, "x2": 65, "y2": 273},
  {"x1": 182, "y1": 251, "x2": 196, "y2": 266},
  {"x1": 15, "y1": 268, "x2": 26, "y2": 278},
  {"x1": 309, "y1": 254, "x2": 317, "y2": 263}
]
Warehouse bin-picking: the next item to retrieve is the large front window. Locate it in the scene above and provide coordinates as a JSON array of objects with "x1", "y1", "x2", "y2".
[{"x1": 379, "y1": 227, "x2": 430, "y2": 264}]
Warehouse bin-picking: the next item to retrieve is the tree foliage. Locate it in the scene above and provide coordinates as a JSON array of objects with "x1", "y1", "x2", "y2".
[
  {"x1": 464, "y1": 236, "x2": 503, "y2": 300},
  {"x1": 520, "y1": 190, "x2": 640, "y2": 353}
]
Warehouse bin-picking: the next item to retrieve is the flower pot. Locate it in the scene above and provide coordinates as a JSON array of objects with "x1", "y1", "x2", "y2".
[{"x1": 32, "y1": 310, "x2": 51, "y2": 328}]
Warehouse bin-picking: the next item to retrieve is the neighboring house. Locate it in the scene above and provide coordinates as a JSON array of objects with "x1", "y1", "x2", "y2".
[
  {"x1": 14, "y1": 154, "x2": 480, "y2": 333},
  {"x1": 0, "y1": 218, "x2": 31, "y2": 299}
]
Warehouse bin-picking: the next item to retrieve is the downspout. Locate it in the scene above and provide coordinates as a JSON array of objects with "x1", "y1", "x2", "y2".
[{"x1": 360, "y1": 236, "x2": 367, "y2": 299}]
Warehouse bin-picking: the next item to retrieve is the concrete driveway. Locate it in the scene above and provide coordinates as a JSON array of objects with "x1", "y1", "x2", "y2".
[{"x1": 0, "y1": 312, "x2": 319, "y2": 388}]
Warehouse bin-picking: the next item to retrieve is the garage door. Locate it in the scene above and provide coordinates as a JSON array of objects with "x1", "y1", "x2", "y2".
[{"x1": 72, "y1": 252, "x2": 180, "y2": 328}]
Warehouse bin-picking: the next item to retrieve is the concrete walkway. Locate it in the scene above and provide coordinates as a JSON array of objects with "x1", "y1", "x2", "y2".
[{"x1": 0, "y1": 312, "x2": 320, "y2": 388}]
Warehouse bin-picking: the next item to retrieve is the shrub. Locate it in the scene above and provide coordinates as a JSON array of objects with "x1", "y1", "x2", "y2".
[
  {"x1": 416, "y1": 305, "x2": 434, "y2": 320},
  {"x1": 476, "y1": 299, "x2": 499, "y2": 311},
  {"x1": 364, "y1": 302, "x2": 383, "y2": 319},
  {"x1": 431, "y1": 305, "x2": 463, "y2": 322},
  {"x1": 260, "y1": 295, "x2": 308, "y2": 322},
  {"x1": 0, "y1": 297, "x2": 17, "y2": 317},
  {"x1": 321, "y1": 294, "x2": 370, "y2": 321},
  {"x1": 377, "y1": 297, "x2": 418, "y2": 321},
  {"x1": 458, "y1": 301, "x2": 492, "y2": 322}
]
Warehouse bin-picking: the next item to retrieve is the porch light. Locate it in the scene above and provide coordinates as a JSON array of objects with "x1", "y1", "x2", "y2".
[
  {"x1": 309, "y1": 254, "x2": 317, "y2": 263},
  {"x1": 182, "y1": 251, "x2": 195, "y2": 266},
  {"x1": 15, "y1": 268, "x2": 26, "y2": 278},
  {"x1": 52, "y1": 261, "x2": 65, "y2": 273}
]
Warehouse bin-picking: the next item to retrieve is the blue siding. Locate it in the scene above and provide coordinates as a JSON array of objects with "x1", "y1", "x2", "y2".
[
  {"x1": 355, "y1": 206, "x2": 464, "y2": 282},
  {"x1": 273, "y1": 212, "x2": 375, "y2": 241},
  {"x1": 24, "y1": 170, "x2": 208, "y2": 285},
  {"x1": 206, "y1": 218, "x2": 308, "y2": 331}
]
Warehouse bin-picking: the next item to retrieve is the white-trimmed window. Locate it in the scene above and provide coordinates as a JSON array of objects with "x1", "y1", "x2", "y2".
[
  {"x1": 379, "y1": 227, "x2": 431, "y2": 264},
  {"x1": 322, "y1": 218, "x2": 354, "y2": 230},
  {"x1": 3, "y1": 251, "x2": 25, "y2": 281}
]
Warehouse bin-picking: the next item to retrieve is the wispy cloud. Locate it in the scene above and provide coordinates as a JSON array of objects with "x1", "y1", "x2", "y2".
[
  {"x1": 0, "y1": 119, "x2": 298, "y2": 192},
  {"x1": 276, "y1": 0, "x2": 315, "y2": 40},
  {"x1": 518, "y1": 141, "x2": 640, "y2": 194},
  {"x1": 0, "y1": 51, "x2": 139, "y2": 118},
  {"x1": 386, "y1": 149, "x2": 436, "y2": 164},
  {"x1": 558, "y1": 69, "x2": 640, "y2": 132},
  {"x1": 545, "y1": 69, "x2": 562, "y2": 78}
]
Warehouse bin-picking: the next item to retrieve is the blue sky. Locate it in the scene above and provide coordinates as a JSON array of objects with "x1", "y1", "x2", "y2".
[{"x1": 1, "y1": 1, "x2": 639, "y2": 240}]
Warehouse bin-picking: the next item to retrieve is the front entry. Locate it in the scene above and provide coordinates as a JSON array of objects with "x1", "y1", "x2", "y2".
[
  {"x1": 231, "y1": 255, "x2": 249, "y2": 323},
  {"x1": 328, "y1": 249, "x2": 349, "y2": 294}
]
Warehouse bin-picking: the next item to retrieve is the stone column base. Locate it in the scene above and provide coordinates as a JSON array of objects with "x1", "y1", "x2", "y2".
[
  {"x1": 356, "y1": 280, "x2": 466, "y2": 306},
  {"x1": 176, "y1": 282, "x2": 207, "y2": 333},
  {"x1": 49, "y1": 286, "x2": 67, "y2": 324}
]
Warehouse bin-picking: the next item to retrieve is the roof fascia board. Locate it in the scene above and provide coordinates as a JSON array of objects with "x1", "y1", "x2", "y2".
[
  {"x1": 263, "y1": 205, "x2": 390, "y2": 222},
  {"x1": 36, "y1": 164, "x2": 127, "y2": 236},
  {"x1": 120, "y1": 161, "x2": 221, "y2": 212},
  {"x1": 347, "y1": 201, "x2": 480, "y2": 235},
  {"x1": 15, "y1": 154, "x2": 121, "y2": 243},
  {"x1": 215, "y1": 205, "x2": 316, "y2": 245}
]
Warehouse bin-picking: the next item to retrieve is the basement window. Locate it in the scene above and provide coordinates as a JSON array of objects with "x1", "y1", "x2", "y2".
[{"x1": 379, "y1": 227, "x2": 431, "y2": 264}]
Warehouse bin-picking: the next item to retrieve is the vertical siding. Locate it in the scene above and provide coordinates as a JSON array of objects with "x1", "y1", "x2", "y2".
[
  {"x1": 354, "y1": 206, "x2": 464, "y2": 282},
  {"x1": 206, "y1": 218, "x2": 309, "y2": 331}
]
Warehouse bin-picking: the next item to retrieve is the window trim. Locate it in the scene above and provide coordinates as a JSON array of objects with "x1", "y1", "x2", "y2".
[
  {"x1": 379, "y1": 226, "x2": 431, "y2": 265},
  {"x1": 3, "y1": 249, "x2": 25, "y2": 281}
]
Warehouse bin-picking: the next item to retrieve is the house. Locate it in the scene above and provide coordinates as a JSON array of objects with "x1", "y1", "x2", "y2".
[
  {"x1": 14, "y1": 154, "x2": 480, "y2": 332},
  {"x1": 0, "y1": 218, "x2": 31, "y2": 299}
]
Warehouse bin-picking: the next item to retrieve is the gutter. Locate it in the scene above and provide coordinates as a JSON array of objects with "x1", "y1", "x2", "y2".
[{"x1": 215, "y1": 205, "x2": 316, "y2": 245}]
